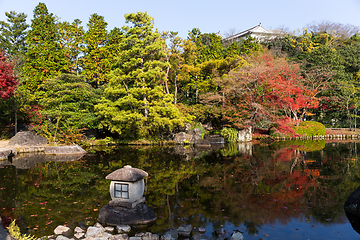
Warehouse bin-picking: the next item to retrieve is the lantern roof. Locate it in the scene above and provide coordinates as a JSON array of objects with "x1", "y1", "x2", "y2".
[{"x1": 106, "y1": 165, "x2": 148, "y2": 182}]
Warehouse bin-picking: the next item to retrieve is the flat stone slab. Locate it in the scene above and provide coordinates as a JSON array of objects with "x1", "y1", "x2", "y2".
[{"x1": 45, "y1": 145, "x2": 86, "y2": 155}]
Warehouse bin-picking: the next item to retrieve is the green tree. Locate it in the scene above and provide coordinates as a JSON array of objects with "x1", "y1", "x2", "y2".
[
  {"x1": 58, "y1": 19, "x2": 85, "y2": 75},
  {"x1": 82, "y1": 13, "x2": 109, "y2": 88},
  {"x1": 39, "y1": 74, "x2": 100, "y2": 142},
  {"x1": 0, "y1": 11, "x2": 28, "y2": 56},
  {"x1": 177, "y1": 37, "x2": 202, "y2": 104},
  {"x1": 106, "y1": 27, "x2": 123, "y2": 71},
  {"x1": 161, "y1": 31, "x2": 184, "y2": 103},
  {"x1": 96, "y1": 12, "x2": 191, "y2": 139},
  {"x1": 22, "y1": 3, "x2": 70, "y2": 94}
]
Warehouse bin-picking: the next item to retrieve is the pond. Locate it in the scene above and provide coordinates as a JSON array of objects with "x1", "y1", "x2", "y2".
[{"x1": 1, "y1": 140, "x2": 360, "y2": 240}]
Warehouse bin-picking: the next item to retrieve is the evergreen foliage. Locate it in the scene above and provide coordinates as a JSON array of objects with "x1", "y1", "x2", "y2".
[
  {"x1": 22, "y1": 3, "x2": 70, "y2": 94},
  {"x1": 2, "y1": 4, "x2": 360, "y2": 139},
  {"x1": 82, "y1": 13, "x2": 110, "y2": 88},
  {"x1": 0, "y1": 11, "x2": 28, "y2": 56},
  {"x1": 96, "y1": 12, "x2": 191, "y2": 139},
  {"x1": 58, "y1": 19, "x2": 85, "y2": 75},
  {"x1": 38, "y1": 74, "x2": 100, "y2": 142}
]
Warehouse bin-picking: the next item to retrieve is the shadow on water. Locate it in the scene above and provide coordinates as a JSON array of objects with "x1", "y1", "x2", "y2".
[{"x1": 2, "y1": 140, "x2": 360, "y2": 239}]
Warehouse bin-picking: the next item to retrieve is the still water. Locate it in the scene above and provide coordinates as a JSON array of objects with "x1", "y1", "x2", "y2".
[{"x1": 1, "y1": 140, "x2": 360, "y2": 240}]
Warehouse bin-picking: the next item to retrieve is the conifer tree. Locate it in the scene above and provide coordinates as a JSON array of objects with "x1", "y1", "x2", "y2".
[
  {"x1": 82, "y1": 13, "x2": 109, "y2": 88},
  {"x1": 0, "y1": 11, "x2": 28, "y2": 56},
  {"x1": 22, "y1": 3, "x2": 70, "y2": 94},
  {"x1": 96, "y1": 12, "x2": 191, "y2": 139},
  {"x1": 58, "y1": 19, "x2": 84, "y2": 75}
]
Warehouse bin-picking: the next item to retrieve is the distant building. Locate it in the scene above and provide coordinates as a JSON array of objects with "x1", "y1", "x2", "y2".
[{"x1": 223, "y1": 24, "x2": 287, "y2": 43}]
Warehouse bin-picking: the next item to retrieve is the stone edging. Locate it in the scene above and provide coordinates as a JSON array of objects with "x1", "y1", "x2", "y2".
[
  {"x1": 275, "y1": 134, "x2": 360, "y2": 141},
  {"x1": 37, "y1": 222, "x2": 244, "y2": 240},
  {"x1": 0, "y1": 145, "x2": 86, "y2": 160}
]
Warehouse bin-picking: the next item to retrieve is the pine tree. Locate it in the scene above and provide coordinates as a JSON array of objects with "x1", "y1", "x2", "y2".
[
  {"x1": 0, "y1": 11, "x2": 28, "y2": 56},
  {"x1": 96, "y1": 12, "x2": 191, "y2": 139}
]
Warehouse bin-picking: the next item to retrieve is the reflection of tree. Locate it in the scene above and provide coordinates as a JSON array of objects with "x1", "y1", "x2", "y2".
[
  {"x1": 2, "y1": 142, "x2": 360, "y2": 237},
  {"x1": 244, "y1": 220, "x2": 261, "y2": 235}
]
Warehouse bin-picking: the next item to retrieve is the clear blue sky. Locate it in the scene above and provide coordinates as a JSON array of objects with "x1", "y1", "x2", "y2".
[{"x1": 1, "y1": 0, "x2": 360, "y2": 39}]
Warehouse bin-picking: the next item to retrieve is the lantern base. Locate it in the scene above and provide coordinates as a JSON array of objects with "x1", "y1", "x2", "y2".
[
  {"x1": 109, "y1": 197, "x2": 146, "y2": 209},
  {"x1": 97, "y1": 203, "x2": 156, "y2": 227}
]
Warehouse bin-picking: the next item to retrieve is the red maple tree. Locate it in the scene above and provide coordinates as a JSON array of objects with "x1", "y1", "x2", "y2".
[
  {"x1": 0, "y1": 50, "x2": 18, "y2": 99},
  {"x1": 221, "y1": 52, "x2": 319, "y2": 128}
]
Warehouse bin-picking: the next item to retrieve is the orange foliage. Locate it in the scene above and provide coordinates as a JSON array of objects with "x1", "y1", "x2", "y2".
[{"x1": 222, "y1": 52, "x2": 319, "y2": 128}]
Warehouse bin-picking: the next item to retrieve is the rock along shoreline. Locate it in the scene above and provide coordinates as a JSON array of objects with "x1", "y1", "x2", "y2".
[
  {"x1": 35, "y1": 221, "x2": 244, "y2": 240},
  {"x1": 0, "y1": 131, "x2": 87, "y2": 161}
]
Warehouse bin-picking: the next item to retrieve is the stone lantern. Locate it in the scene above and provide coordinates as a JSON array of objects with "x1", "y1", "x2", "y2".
[
  {"x1": 98, "y1": 165, "x2": 156, "y2": 227},
  {"x1": 106, "y1": 165, "x2": 147, "y2": 208}
]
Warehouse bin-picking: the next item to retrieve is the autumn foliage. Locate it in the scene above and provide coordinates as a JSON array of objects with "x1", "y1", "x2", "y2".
[
  {"x1": 0, "y1": 50, "x2": 18, "y2": 99},
  {"x1": 221, "y1": 52, "x2": 319, "y2": 129}
]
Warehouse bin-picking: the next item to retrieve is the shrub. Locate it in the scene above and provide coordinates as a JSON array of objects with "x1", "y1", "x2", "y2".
[
  {"x1": 294, "y1": 121, "x2": 325, "y2": 136},
  {"x1": 220, "y1": 127, "x2": 238, "y2": 142}
]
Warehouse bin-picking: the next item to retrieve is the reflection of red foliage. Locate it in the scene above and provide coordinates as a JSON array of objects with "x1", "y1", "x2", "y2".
[
  {"x1": 273, "y1": 146, "x2": 299, "y2": 162},
  {"x1": 276, "y1": 148, "x2": 295, "y2": 162},
  {"x1": 243, "y1": 169, "x2": 319, "y2": 226},
  {"x1": 285, "y1": 171, "x2": 316, "y2": 189}
]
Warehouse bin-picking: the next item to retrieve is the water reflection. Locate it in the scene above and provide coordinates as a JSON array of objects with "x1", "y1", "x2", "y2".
[
  {"x1": 1, "y1": 141, "x2": 360, "y2": 239},
  {"x1": 0, "y1": 153, "x2": 84, "y2": 169}
]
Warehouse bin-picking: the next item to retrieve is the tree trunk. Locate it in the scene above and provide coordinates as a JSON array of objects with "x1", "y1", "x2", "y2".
[
  {"x1": 174, "y1": 73, "x2": 178, "y2": 104},
  {"x1": 143, "y1": 85, "x2": 148, "y2": 119},
  {"x1": 165, "y1": 66, "x2": 170, "y2": 94},
  {"x1": 222, "y1": 85, "x2": 225, "y2": 108},
  {"x1": 14, "y1": 95, "x2": 17, "y2": 134}
]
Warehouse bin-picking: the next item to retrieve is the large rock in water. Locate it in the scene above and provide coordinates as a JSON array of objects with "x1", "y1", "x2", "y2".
[
  {"x1": 237, "y1": 127, "x2": 252, "y2": 142},
  {"x1": 344, "y1": 185, "x2": 360, "y2": 216},
  {"x1": 344, "y1": 185, "x2": 360, "y2": 234},
  {"x1": 173, "y1": 128, "x2": 203, "y2": 144},
  {"x1": 98, "y1": 203, "x2": 156, "y2": 227},
  {"x1": 7, "y1": 131, "x2": 48, "y2": 147}
]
